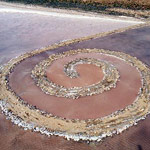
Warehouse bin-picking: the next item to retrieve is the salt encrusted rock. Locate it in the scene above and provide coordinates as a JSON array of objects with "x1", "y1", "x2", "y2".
[
  {"x1": 31, "y1": 50, "x2": 120, "y2": 99},
  {"x1": 0, "y1": 48, "x2": 150, "y2": 142}
]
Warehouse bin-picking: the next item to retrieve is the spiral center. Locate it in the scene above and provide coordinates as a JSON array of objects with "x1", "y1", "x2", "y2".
[{"x1": 46, "y1": 63, "x2": 104, "y2": 88}]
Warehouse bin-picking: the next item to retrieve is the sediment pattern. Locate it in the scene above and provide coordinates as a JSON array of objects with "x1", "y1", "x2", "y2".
[
  {"x1": 31, "y1": 50, "x2": 120, "y2": 99},
  {"x1": 0, "y1": 46, "x2": 150, "y2": 142}
]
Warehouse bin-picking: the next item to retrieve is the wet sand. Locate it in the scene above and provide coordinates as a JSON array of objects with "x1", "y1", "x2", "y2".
[{"x1": 0, "y1": 4, "x2": 142, "y2": 65}]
